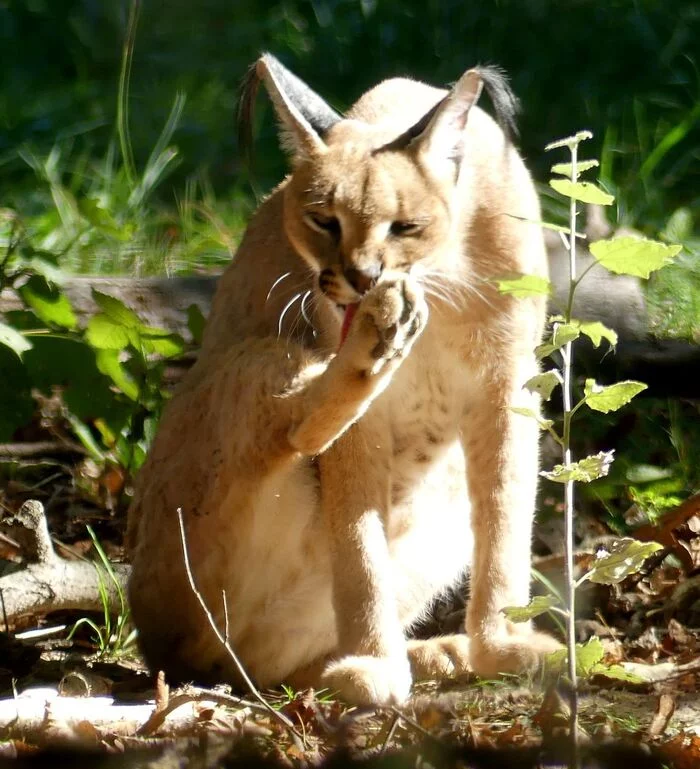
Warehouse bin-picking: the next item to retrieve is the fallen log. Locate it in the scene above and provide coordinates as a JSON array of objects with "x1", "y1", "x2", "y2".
[
  {"x1": 2, "y1": 230, "x2": 696, "y2": 397},
  {"x1": 0, "y1": 500, "x2": 129, "y2": 624}
]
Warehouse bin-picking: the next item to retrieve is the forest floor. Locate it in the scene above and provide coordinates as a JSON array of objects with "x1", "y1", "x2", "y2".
[{"x1": 1, "y1": 441, "x2": 700, "y2": 769}]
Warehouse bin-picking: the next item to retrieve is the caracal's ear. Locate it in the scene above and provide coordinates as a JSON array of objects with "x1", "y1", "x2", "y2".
[
  {"x1": 406, "y1": 66, "x2": 519, "y2": 169},
  {"x1": 239, "y1": 53, "x2": 342, "y2": 161}
]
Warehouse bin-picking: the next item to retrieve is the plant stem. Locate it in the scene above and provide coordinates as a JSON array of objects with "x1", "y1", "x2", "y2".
[
  {"x1": 117, "y1": 0, "x2": 141, "y2": 188},
  {"x1": 562, "y1": 140, "x2": 580, "y2": 769}
]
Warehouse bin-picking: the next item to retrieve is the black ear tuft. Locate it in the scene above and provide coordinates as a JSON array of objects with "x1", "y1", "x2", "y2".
[
  {"x1": 237, "y1": 53, "x2": 342, "y2": 162},
  {"x1": 237, "y1": 60, "x2": 262, "y2": 166},
  {"x1": 473, "y1": 65, "x2": 520, "y2": 142}
]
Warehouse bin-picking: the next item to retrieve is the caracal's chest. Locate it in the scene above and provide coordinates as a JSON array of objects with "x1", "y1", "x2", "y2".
[{"x1": 372, "y1": 321, "x2": 472, "y2": 515}]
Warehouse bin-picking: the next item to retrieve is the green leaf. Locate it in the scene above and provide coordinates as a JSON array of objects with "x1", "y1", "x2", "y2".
[
  {"x1": 95, "y1": 349, "x2": 139, "y2": 401},
  {"x1": 578, "y1": 321, "x2": 618, "y2": 348},
  {"x1": 65, "y1": 411, "x2": 106, "y2": 463},
  {"x1": 91, "y1": 290, "x2": 142, "y2": 329},
  {"x1": 534, "y1": 321, "x2": 581, "y2": 359},
  {"x1": 140, "y1": 331, "x2": 185, "y2": 357},
  {"x1": 575, "y1": 637, "x2": 605, "y2": 676},
  {"x1": 523, "y1": 370, "x2": 562, "y2": 400},
  {"x1": 510, "y1": 407, "x2": 554, "y2": 431},
  {"x1": 583, "y1": 379, "x2": 647, "y2": 413},
  {"x1": 86, "y1": 314, "x2": 131, "y2": 350},
  {"x1": 549, "y1": 179, "x2": 614, "y2": 205},
  {"x1": 540, "y1": 450, "x2": 615, "y2": 483},
  {"x1": 589, "y1": 663, "x2": 644, "y2": 684},
  {"x1": 589, "y1": 237, "x2": 682, "y2": 279},
  {"x1": 544, "y1": 637, "x2": 608, "y2": 679},
  {"x1": 504, "y1": 215, "x2": 585, "y2": 238},
  {"x1": 552, "y1": 322, "x2": 581, "y2": 346},
  {"x1": 187, "y1": 304, "x2": 206, "y2": 345},
  {"x1": 19, "y1": 275, "x2": 77, "y2": 330},
  {"x1": 0, "y1": 321, "x2": 32, "y2": 357},
  {"x1": 502, "y1": 595, "x2": 559, "y2": 622},
  {"x1": 23, "y1": 336, "x2": 131, "y2": 433},
  {"x1": 544, "y1": 131, "x2": 593, "y2": 151},
  {"x1": 79, "y1": 198, "x2": 129, "y2": 240},
  {"x1": 660, "y1": 207, "x2": 693, "y2": 243},
  {"x1": 551, "y1": 159, "x2": 600, "y2": 178},
  {"x1": 625, "y1": 464, "x2": 674, "y2": 484},
  {"x1": 20, "y1": 254, "x2": 66, "y2": 285},
  {"x1": 495, "y1": 274, "x2": 552, "y2": 298},
  {"x1": 584, "y1": 538, "x2": 664, "y2": 585},
  {"x1": 535, "y1": 342, "x2": 559, "y2": 360}
]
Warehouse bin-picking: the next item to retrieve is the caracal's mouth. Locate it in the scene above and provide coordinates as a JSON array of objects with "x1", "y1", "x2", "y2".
[{"x1": 339, "y1": 302, "x2": 360, "y2": 346}]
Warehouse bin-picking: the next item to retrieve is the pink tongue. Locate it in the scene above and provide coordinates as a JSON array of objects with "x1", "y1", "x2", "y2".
[{"x1": 340, "y1": 303, "x2": 360, "y2": 347}]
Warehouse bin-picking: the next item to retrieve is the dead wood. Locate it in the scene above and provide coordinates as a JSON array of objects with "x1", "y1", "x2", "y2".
[
  {"x1": 0, "y1": 441, "x2": 86, "y2": 459},
  {"x1": 0, "y1": 500, "x2": 130, "y2": 625},
  {"x1": 0, "y1": 685, "x2": 238, "y2": 742}
]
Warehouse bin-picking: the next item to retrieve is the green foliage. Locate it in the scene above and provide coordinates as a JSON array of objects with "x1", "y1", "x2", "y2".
[
  {"x1": 544, "y1": 638, "x2": 643, "y2": 683},
  {"x1": 589, "y1": 238, "x2": 683, "y2": 280},
  {"x1": 524, "y1": 370, "x2": 562, "y2": 401},
  {"x1": 581, "y1": 539, "x2": 664, "y2": 586},
  {"x1": 500, "y1": 133, "x2": 680, "y2": 743},
  {"x1": 67, "y1": 526, "x2": 137, "y2": 657},
  {"x1": 502, "y1": 595, "x2": 559, "y2": 623},
  {"x1": 548, "y1": 179, "x2": 614, "y2": 206},
  {"x1": 0, "y1": 217, "x2": 186, "y2": 480},
  {"x1": 0, "y1": 320, "x2": 32, "y2": 358},
  {"x1": 2, "y1": 0, "x2": 697, "y2": 273},
  {"x1": 494, "y1": 274, "x2": 552, "y2": 298},
  {"x1": 541, "y1": 451, "x2": 616, "y2": 485},
  {"x1": 583, "y1": 380, "x2": 648, "y2": 414}
]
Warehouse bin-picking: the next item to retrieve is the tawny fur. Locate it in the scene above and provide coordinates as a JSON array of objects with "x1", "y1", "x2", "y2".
[{"x1": 127, "y1": 57, "x2": 560, "y2": 706}]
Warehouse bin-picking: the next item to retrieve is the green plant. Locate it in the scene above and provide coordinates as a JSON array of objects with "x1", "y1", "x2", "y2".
[
  {"x1": 499, "y1": 131, "x2": 681, "y2": 768},
  {"x1": 0, "y1": 211, "x2": 188, "y2": 482},
  {"x1": 67, "y1": 525, "x2": 137, "y2": 657}
]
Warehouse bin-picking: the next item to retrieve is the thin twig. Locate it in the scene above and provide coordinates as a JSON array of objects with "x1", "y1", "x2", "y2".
[
  {"x1": 389, "y1": 706, "x2": 443, "y2": 745},
  {"x1": 137, "y1": 686, "x2": 267, "y2": 737},
  {"x1": 175, "y1": 507, "x2": 301, "y2": 738},
  {"x1": 380, "y1": 712, "x2": 401, "y2": 757},
  {"x1": 0, "y1": 441, "x2": 86, "y2": 458},
  {"x1": 0, "y1": 590, "x2": 8, "y2": 634},
  {"x1": 562, "y1": 137, "x2": 581, "y2": 769},
  {"x1": 222, "y1": 589, "x2": 230, "y2": 644}
]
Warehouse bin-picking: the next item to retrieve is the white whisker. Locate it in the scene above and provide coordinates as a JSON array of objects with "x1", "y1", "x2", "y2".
[
  {"x1": 419, "y1": 267, "x2": 498, "y2": 312},
  {"x1": 300, "y1": 290, "x2": 313, "y2": 326},
  {"x1": 266, "y1": 271, "x2": 292, "y2": 304},
  {"x1": 278, "y1": 293, "x2": 302, "y2": 338}
]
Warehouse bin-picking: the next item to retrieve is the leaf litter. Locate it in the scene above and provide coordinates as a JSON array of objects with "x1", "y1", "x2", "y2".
[{"x1": 1, "y1": 419, "x2": 700, "y2": 766}]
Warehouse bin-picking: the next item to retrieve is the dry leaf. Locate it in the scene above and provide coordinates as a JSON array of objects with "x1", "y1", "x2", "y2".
[
  {"x1": 659, "y1": 733, "x2": 700, "y2": 769},
  {"x1": 646, "y1": 693, "x2": 675, "y2": 738},
  {"x1": 155, "y1": 670, "x2": 169, "y2": 712}
]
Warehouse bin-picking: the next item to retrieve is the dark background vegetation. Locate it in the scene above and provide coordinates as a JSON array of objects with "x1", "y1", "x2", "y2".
[
  {"x1": 2, "y1": 0, "x2": 699, "y2": 245},
  {"x1": 0, "y1": 0, "x2": 698, "y2": 522}
]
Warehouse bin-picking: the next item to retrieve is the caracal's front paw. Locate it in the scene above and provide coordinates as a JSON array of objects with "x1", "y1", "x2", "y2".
[
  {"x1": 469, "y1": 630, "x2": 563, "y2": 679},
  {"x1": 345, "y1": 276, "x2": 428, "y2": 376},
  {"x1": 407, "y1": 635, "x2": 472, "y2": 681},
  {"x1": 321, "y1": 654, "x2": 412, "y2": 707}
]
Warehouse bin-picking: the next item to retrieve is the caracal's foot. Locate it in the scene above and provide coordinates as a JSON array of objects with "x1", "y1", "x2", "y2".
[
  {"x1": 344, "y1": 275, "x2": 428, "y2": 376},
  {"x1": 469, "y1": 629, "x2": 563, "y2": 679},
  {"x1": 407, "y1": 635, "x2": 472, "y2": 680},
  {"x1": 321, "y1": 654, "x2": 412, "y2": 707}
]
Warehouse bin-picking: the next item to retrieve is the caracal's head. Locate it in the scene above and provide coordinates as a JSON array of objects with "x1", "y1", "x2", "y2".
[{"x1": 240, "y1": 54, "x2": 516, "y2": 312}]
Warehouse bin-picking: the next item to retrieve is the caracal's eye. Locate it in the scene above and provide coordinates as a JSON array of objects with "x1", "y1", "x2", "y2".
[
  {"x1": 389, "y1": 221, "x2": 421, "y2": 236},
  {"x1": 305, "y1": 213, "x2": 341, "y2": 238}
]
